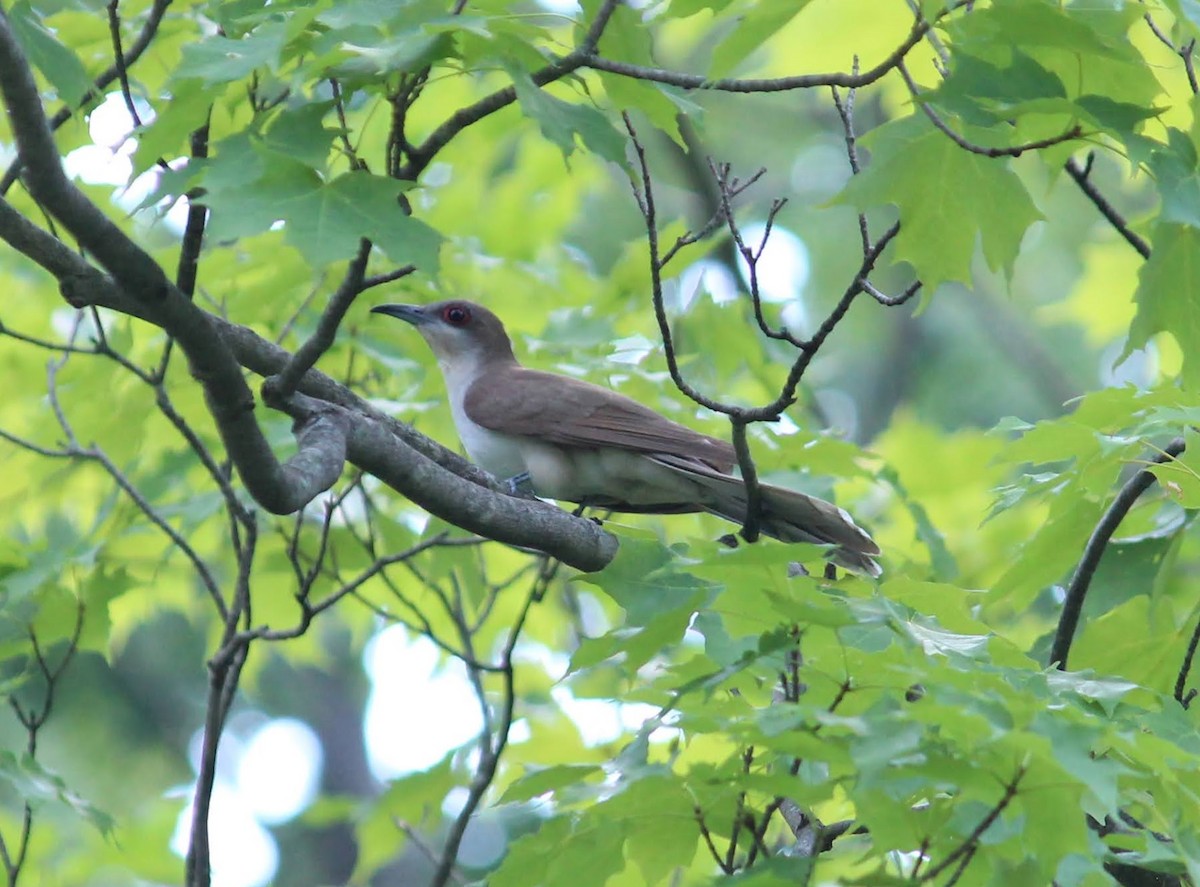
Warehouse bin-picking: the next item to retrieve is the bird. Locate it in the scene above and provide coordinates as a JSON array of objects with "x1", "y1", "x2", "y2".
[{"x1": 372, "y1": 300, "x2": 881, "y2": 576}]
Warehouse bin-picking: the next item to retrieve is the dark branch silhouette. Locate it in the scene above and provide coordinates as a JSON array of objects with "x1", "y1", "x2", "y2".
[{"x1": 1050, "y1": 438, "x2": 1186, "y2": 670}]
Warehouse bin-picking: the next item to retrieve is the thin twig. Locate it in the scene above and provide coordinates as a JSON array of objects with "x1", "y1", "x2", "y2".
[
  {"x1": 585, "y1": 11, "x2": 944, "y2": 94},
  {"x1": 401, "y1": 0, "x2": 623, "y2": 177},
  {"x1": 730, "y1": 420, "x2": 763, "y2": 542},
  {"x1": 898, "y1": 61, "x2": 1083, "y2": 157},
  {"x1": 361, "y1": 265, "x2": 417, "y2": 291},
  {"x1": 1145, "y1": 14, "x2": 1199, "y2": 94},
  {"x1": 917, "y1": 768, "x2": 1023, "y2": 882},
  {"x1": 1064, "y1": 155, "x2": 1152, "y2": 259},
  {"x1": 105, "y1": 0, "x2": 144, "y2": 129},
  {"x1": 695, "y1": 806, "x2": 733, "y2": 874},
  {"x1": 830, "y1": 73, "x2": 873, "y2": 253},
  {"x1": 0, "y1": 602, "x2": 85, "y2": 885},
  {"x1": 1050, "y1": 438, "x2": 1185, "y2": 670},
  {"x1": 273, "y1": 240, "x2": 373, "y2": 396},
  {"x1": 428, "y1": 583, "x2": 540, "y2": 887},
  {"x1": 0, "y1": 0, "x2": 171, "y2": 195},
  {"x1": 1174, "y1": 615, "x2": 1200, "y2": 708}
]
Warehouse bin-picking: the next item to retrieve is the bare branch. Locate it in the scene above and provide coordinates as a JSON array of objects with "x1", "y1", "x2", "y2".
[
  {"x1": 898, "y1": 62, "x2": 1083, "y2": 158},
  {"x1": 1176, "y1": 615, "x2": 1200, "y2": 709},
  {"x1": 0, "y1": 319, "x2": 98, "y2": 355},
  {"x1": 695, "y1": 806, "x2": 734, "y2": 875},
  {"x1": 862, "y1": 278, "x2": 921, "y2": 307},
  {"x1": 0, "y1": 16, "x2": 349, "y2": 516},
  {"x1": 0, "y1": 0, "x2": 171, "y2": 196},
  {"x1": 585, "y1": 13, "x2": 939, "y2": 93},
  {"x1": 830, "y1": 72, "x2": 875, "y2": 253},
  {"x1": 1064, "y1": 155, "x2": 1151, "y2": 260},
  {"x1": 0, "y1": 186, "x2": 616, "y2": 572},
  {"x1": 1145, "y1": 14, "x2": 1199, "y2": 95},
  {"x1": 362, "y1": 264, "x2": 417, "y2": 292},
  {"x1": 0, "y1": 602, "x2": 86, "y2": 884},
  {"x1": 172, "y1": 117, "x2": 213, "y2": 302},
  {"x1": 918, "y1": 768, "x2": 1024, "y2": 882},
  {"x1": 429, "y1": 583, "x2": 540, "y2": 887},
  {"x1": 1049, "y1": 437, "x2": 1186, "y2": 670},
  {"x1": 770, "y1": 221, "x2": 907, "y2": 414},
  {"x1": 730, "y1": 420, "x2": 763, "y2": 543},
  {"x1": 105, "y1": 0, "x2": 145, "y2": 129},
  {"x1": 274, "y1": 240, "x2": 372, "y2": 397},
  {"x1": 402, "y1": 0, "x2": 623, "y2": 176},
  {"x1": 625, "y1": 113, "x2": 733, "y2": 417}
]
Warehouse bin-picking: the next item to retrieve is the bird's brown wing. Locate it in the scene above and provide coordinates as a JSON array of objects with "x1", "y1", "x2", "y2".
[{"x1": 464, "y1": 367, "x2": 736, "y2": 471}]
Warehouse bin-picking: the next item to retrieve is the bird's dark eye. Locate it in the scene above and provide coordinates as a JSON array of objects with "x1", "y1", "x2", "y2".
[{"x1": 443, "y1": 304, "x2": 471, "y2": 326}]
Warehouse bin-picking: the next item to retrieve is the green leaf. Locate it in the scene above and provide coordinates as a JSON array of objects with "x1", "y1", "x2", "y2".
[
  {"x1": 1148, "y1": 128, "x2": 1200, "y2": 228},
  {"x1": 851, "y1": 718, "x2": 924, "y2": 781},
  {"x1": 336, "y1": 31, "x2": 455, "y2": 76},
  {"x1": 1033, "y1": 712, "x2": 1128, "y2": 812},
  {"x1": 0, "y1": 752, "x2": 113, "y2": 836},
  {"x1": 1076, "y1": 532, "x2": 1180, "y2": 618},
  {"x1": 8, "y1": 1, "x2": 92, "y2": 106},
  {"x1": 1070, "y1": 596, "x2": 1184, "y2": 687},
  {"x1": 690, "y1": 608, "x2": 756, "y2": 666},
  {"x1": 1154, "y1": 427, "x2": 1200, "y2": 506},
  {"x1": 601, "y1": 776, "x2": 698, "y2": 884},
  {"x1": 943, "y1": 0, "x2": 1149, "y2": 90},
  {"x1": 1164, "y1": 0, "x2": 1200, "y2": 35},
  {"x1": 1045, "y1": 670, "x2": 1139, "y2": 706},
  {"x1": 201, "y1": 156, "x2": 443, "y2": 270},
  {"x1": 722, "y1": 858, "x2": 820, "y2": 883},
  {"x1": 834, "y1": 115, "x2": 1042, "y2": 289},
  {"x1": 709, "y1": 1, "x2": 814, "y2": 78},
  {"x1": 499, "y1": 764, "x2": 602, "y2": 803},
  {"x1": 930, "y1": 49, "x2": 1067, "y2": 123},
  {"x1": 1, "y1": 513, "x2": 100, "y2": 607},
  {"x1": 579, "y1": 535, "x2": 717, "y2": 626},
  {"x1": 1075, "y1": 95, "x2": 1163, "y2": 145},
  {"x1": 286, "y1": 171, "x2": 444, "y2": 270},
  {"x1": 507, "y1": 65, "x2": 627, "y2": 164},
  {"x1": 880, "y1": 466, "x2": 957, "y2": 579},
  {"x1": 904, "y1": 621, "x2": 990, "y2": 658},
  {"x1": 351, "y1": 754, "x2": 454, "y2": 883},
  {"x1": 491, "y1": 816, "x2": 626, "y2": 887},
  {"x1": 994, "y1": 495, "x2": 1105, "y2": 606},
  {"x1": 1122, "y1": 222, "x2": 1200, "y2": 390},
  {"x1": 261, "y1": 102, "x2": 338, "y2": 168},
  {"x1": 176, "y1": 24, "x2": 289, "y2": 84},
  {"x1": 132, "y1": 80, "x2": 215, "y2": 177},
  {"x1": 667, "y1": 0, "x2": 739, "y2": 19}
]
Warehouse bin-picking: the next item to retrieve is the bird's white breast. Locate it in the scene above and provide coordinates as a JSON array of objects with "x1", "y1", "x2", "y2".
[{"x1": 441, "y1": 358, "x2": 529, "y2": 481}]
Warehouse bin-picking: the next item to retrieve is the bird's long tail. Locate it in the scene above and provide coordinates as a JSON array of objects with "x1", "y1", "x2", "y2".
[{"x1": 651, "y1": 455, "x2": 882, "y2": 577}]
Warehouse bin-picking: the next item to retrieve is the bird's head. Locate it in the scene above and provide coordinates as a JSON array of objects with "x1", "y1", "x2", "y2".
[{"x1": 371, "y1": 300, "x2": 517, "y2": 368}]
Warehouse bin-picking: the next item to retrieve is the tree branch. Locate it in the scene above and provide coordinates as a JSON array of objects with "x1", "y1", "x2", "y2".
[
  {"x1": 897, "y1": 61, "x2": 1083, "y2": 157},
  {"x1": 272, "y1": 241, "x2": 400, "y2": 397},
  {"x1": 401, "y1": 0, "x2": 622, "y2": 176},
  {"x1": 1064, "y1": 154, "x2": 1152, "y2": 260},
  {"x1": 0, "y1": 0, "x2": 171, "y2": 196},
  {"x1": 15, "y1": 253, "x2": 618, "y2": 572},
  {"x1": 584, "y1": 12, "x2": 940, "y2": 93},
  {"x1": 1049, "y1": 438, "x2": 1186, "y2": 670},
  {"x1": 1175, "y1": 615, "x2": 1200, "y2": 708},
  {"x1": 0, "y1": 15, "x2": 347, "y2": 516}
]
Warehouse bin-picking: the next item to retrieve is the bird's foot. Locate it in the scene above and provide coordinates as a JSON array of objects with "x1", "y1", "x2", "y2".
[
  {"x1": 570, "y1": 503, "x2": 602, "y2": 525},
  {"x1": 504, "y1": 471, "x2": 534, "y2": 496}
]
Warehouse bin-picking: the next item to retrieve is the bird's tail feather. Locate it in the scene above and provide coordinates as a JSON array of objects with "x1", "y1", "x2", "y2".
[{"x1": 651, "y1": 456, "x2": 882, "y2": 577}]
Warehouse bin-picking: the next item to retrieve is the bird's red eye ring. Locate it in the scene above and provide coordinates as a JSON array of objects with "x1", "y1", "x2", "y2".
[{"x1": 443, "y1": 304, "x2": 472, "y2": 326}]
